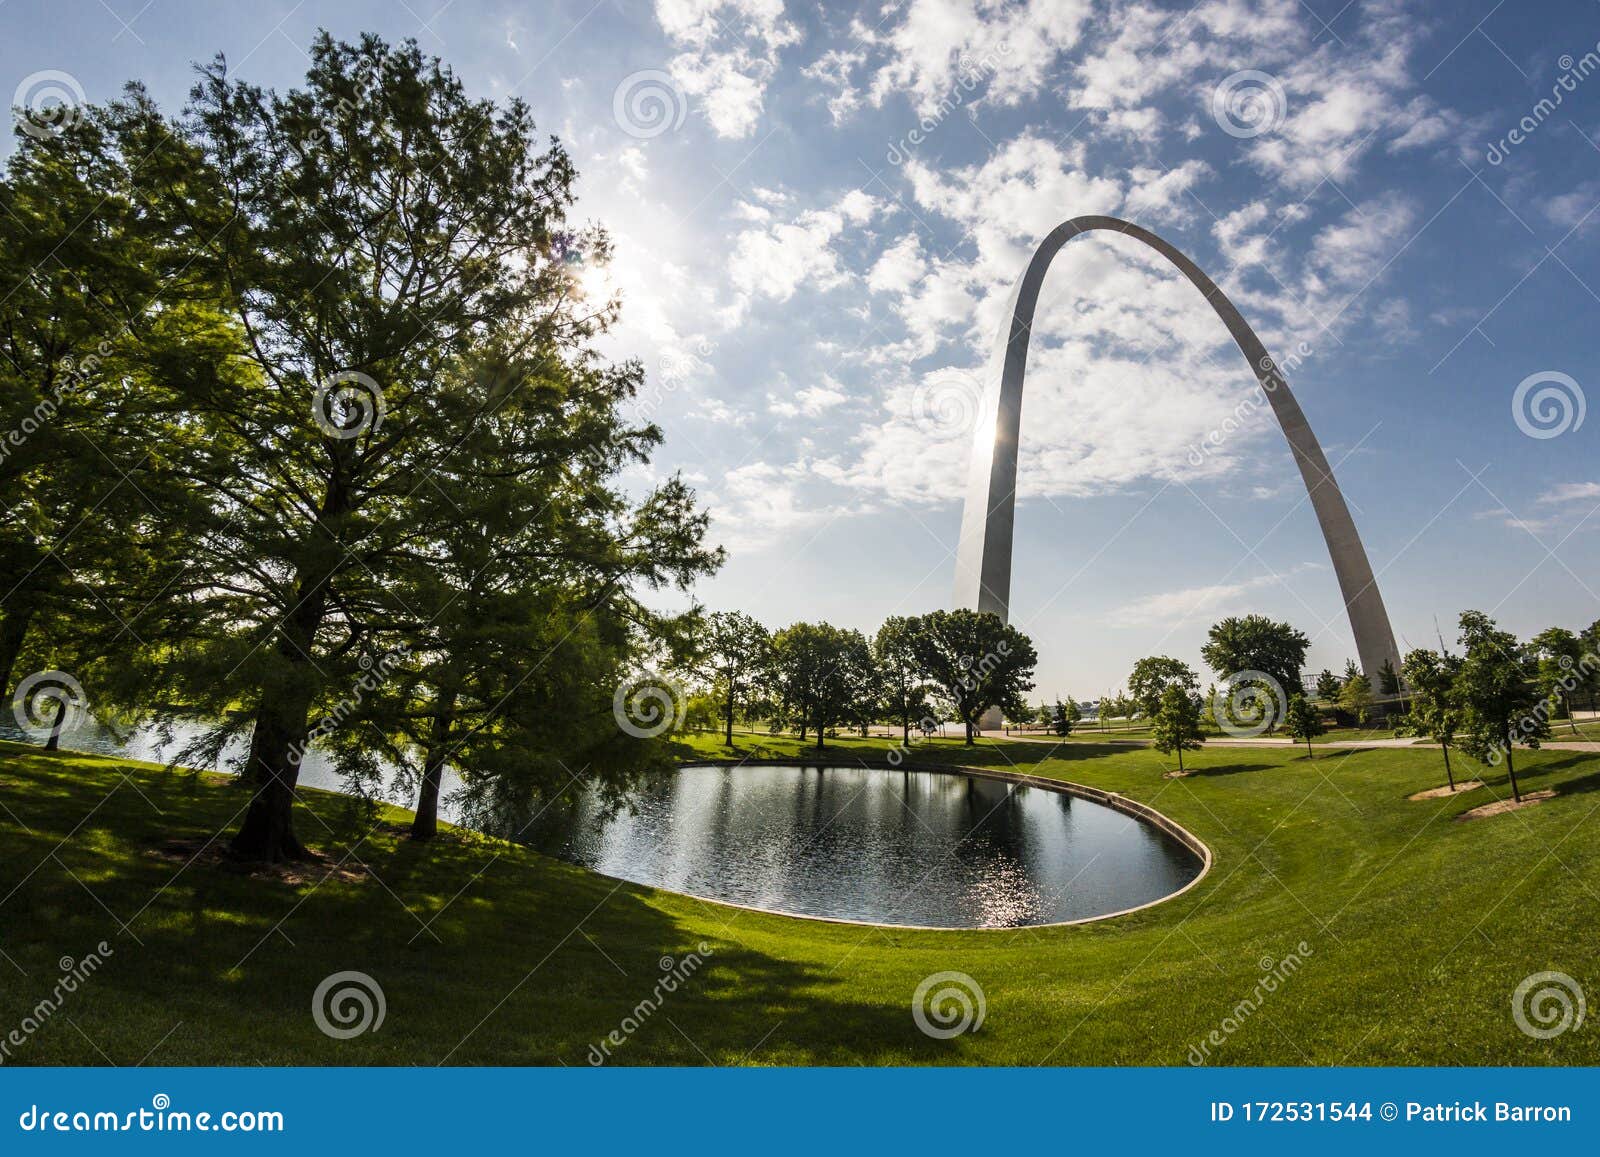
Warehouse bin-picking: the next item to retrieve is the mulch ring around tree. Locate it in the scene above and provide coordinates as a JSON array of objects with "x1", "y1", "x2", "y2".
[
  {"x1": 1407, "y1": 780, "x2": 1485, "y2": 800},
  {"x1": 1455, "y1": 789, "x2": 1556, "y2": 821}
]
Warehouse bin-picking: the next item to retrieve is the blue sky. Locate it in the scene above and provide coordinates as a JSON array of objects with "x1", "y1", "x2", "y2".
[{"x1": 6, "y1": 0, "x2": 1598, "y2": 698}]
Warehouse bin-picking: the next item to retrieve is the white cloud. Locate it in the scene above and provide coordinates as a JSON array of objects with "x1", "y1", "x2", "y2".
[
  {"x1": 867, "y1": 233, "x2": 929, "y2": 294},
  {"x1": 1538, "y1": 482, "x2": 1600, "y2": 504},
  {"x1": 867, "y1": 0, "x2": 1093, "y2": 115},
  {"x1": 656, "y1": 0, "x2": 801, "y2": 138},
  {"x1": 727, "y1": 190, "x2": 882, "y2": 308}
]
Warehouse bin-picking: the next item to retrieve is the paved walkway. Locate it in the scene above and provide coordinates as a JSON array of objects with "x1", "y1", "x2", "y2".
[{"x1": 982, "y1": 731, "x2": 1600, "y2": 753}]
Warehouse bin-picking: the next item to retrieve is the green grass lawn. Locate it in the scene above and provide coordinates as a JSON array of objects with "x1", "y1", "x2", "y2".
[{"x1": 2, "y1": 733, "x2": 1598, "y2": 1066}]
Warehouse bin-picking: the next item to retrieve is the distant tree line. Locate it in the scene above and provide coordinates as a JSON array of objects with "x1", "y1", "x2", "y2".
[{"x1": 690, "y1": 608, "x2": 1038, "y2": 747}]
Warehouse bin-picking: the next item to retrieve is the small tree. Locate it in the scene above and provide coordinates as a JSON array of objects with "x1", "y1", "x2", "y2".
[
  {"x1": 1283, "y1": 694, "x2": 1324, "y2": 758},
  {"x1": 1314, "y1": 668, "x2": 1341, "y2": 702},
  {"x1": 1151, "y1": 685, "x2": 1205, "y2": 773},
  {"x1": 1455, "y1": 610, "x2": 1547, "y2": 802},
  {"x1": 1339, "y1": 673, "x2": 1373, "y2": 725},
  {"x1": 1049, "y1": 697, "x2": 1081, "y2": 737},
  {"x1": 1378, "y1": 659, "x2": 1402, "y2": 703},
  {"x1": 1127, "y1": 656, "x2": 1200, "y2": 719},
  {"x1": 1532, "y1": 626, "x2": 1587, "y2": 734},
  {"x1": 1402, "y1": 648, "x2": 1462, "y2": 790}
]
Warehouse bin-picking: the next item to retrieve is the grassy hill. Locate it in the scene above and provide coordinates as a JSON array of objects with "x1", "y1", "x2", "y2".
[{"x1": 1, "y1": 733, "x2": 1597, "y2": 1065}]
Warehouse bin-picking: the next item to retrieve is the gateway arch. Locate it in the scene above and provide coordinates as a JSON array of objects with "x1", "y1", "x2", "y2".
[{"x1": 953, "y1": 215, "x2": 1401, "y2": 683}]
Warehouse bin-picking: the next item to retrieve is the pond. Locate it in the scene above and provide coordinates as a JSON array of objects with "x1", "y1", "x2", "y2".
[{"x1": 526, "y1": 763, "x2": 1204, "y2": 928}]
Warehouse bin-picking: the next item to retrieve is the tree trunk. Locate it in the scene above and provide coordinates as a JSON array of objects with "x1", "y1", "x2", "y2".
[
  {"x1": 230, "y1": 570, "x2": 333, "y2": 861},
  {"x1": 1304, "y1": 737, "x2": 1313, "y2": 759},
  {"x1": 902, "y1": 711, "x2": 909, "y2": 745},
  {"x1": 231, "y1": 677, "x2": 315, "y2": 861},
  {"x1": 0, "y1": 603, "x2": 35, "y2": 703},
  {"x1": 411, "y1": 689, "x2": 457, "y2": 842},
  {"x1": 1177, "y1": 744, "x2": 1184, "y2": 773},
  {"x1": 43, "y1": 698, "x2": 65, "y2": 751},
  {"x1": 1504, "y1": 733, "x2": 1521, "y2": 803},
  {"x1": 964, "y1": 717, "x2": 974, "y2": 745},
  {"x1": 724, "y1": 685, "x2": 734, "y2": 746},
  {"x1": 1442, "y1": 743, "x2": 1455, "y2": 790}
]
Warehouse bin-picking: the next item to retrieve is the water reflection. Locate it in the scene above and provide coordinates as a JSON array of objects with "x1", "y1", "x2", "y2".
[{"x1": 526, "y1": 764, "x2": 1201, "y2": 928}]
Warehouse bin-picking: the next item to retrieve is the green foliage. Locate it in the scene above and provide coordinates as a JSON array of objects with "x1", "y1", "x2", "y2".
[
  {"x1": 701, "y1": 611, "x2": 772, "y2": 744},
  {"x1": 1150, "y1": 685, "x2": 1205, "y2": 771},
  {"x1": 874, "y1": 616, "x2": 933, "y2": 741},
  {"x1": 1455, "y1": 610, "x2": 1547, "y2": 801},
  {"x1": 1401, "y1": 647, "x2": 1462, "y2": 788},
  {"x1": 769, "y1": 623, "x2": 872, "y2": 749},
  {"x1": 1201, "y1": 614, "x2": 1311, "y2": 696},
  {"x1": 1339, "y1": 673, "x2": 1373, "y2": 725},
  {"x1": 1126, "y1": 656, "x2": 1199, "y2": 719},
  {"x1": 1314, "y1": 668, "x2": 1341, "y2": 701},
  {"x1": 1282, "y1": 693, "x2": 1324, "y2": 756},
  {"x1": 907, "y1": 609, "x2": 1038, "y2": 744},
  {"x1": 1378, "y1": 659, "x2": 1401, "y2": 697}
]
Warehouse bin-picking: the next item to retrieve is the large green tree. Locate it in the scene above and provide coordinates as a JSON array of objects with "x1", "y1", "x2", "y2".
[
  {"x1": 769, "y1": 622, "x2": 870, "y2": 750},
  {"x1": 873, "y1": 615, "x2": 931, "y2": 744},
  {"x1": 908, "y1": 609, "x2": 1037, "y2": 745},
  {"x1": 140, "y1": 34, "x2": 707, "y2": 859},
  {"x1": 700, "y1": 611, "x2": 771, "y2": 746},
  {"x1": 1201, "y1": 614, "x2": 1310, "y2": 699},
  {"x1": 0, "y1": 95, "x2": 218, "y2": 711}
]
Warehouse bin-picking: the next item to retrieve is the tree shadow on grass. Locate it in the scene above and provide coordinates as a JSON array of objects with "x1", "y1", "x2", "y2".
[
  {"x1": 0, "y1": 745, "x2": 960, "y2": 1067},
  {"x1": 1176, "y1": 762, "x2": 1276, "y2": 778}
]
